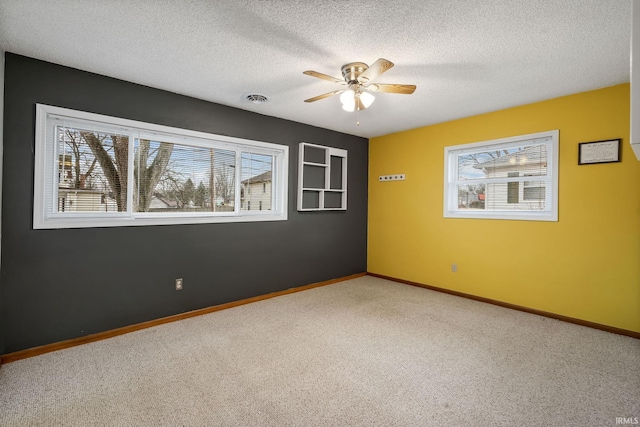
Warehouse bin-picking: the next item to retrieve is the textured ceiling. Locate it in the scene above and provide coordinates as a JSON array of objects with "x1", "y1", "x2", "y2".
[{"x1": 0, "y1": 0, "x2": 632, "y2": 138}]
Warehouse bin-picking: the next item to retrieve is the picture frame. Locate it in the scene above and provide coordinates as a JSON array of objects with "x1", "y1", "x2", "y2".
[{"x1": 578, "y1": 139, "x2": 621, "y2": 165}]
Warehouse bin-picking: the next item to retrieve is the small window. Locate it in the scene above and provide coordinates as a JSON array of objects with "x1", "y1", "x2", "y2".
[
  {"x1": 444, "y1": 130, "x2": 558, "y2": 221},
  {"x1": 34, "y1": 104, "x2": 288, "y2": 229}
]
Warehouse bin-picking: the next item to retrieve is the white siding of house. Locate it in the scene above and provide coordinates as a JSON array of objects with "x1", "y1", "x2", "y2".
[
  {"x1": 242, "y1": 181, "x2": 272, "y2": 211},
  {"x1": 58, "y1": 190, "x2": 118, "y2": 212},
  {"x1": 482, "y1": 163, "x2": 547, "y2": 211}
]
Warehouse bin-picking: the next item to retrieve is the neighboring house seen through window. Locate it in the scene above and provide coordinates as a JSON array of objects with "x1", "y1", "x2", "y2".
[{"x1": 444, "y1": 130, "x2": 558, "y2": 221}]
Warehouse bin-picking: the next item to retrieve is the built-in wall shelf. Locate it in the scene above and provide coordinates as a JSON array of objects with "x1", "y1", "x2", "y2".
[{"x1": 298, "y1": 142, "x2": 347, "y2": 211}]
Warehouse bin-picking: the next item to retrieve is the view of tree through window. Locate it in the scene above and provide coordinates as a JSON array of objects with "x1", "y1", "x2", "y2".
[
  {"x1": 56, "y1": 129, "x2": 241, "y2": 214},
  {"x1": 56, "y1": 126, "x2": 128, "y2": 213},
  {"x1": 36, "y1": 104, "x2": 288, "y2": 229},
  {"x1": 134, "y1": 140, "x2": 236, "y2": 213}
]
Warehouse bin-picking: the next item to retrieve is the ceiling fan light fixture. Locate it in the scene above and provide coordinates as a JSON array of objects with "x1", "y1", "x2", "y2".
[
  {"x1": 340, "y1": 89, "x2": 355, "y2": 105},
  {"x1": 360, "y1": 91, "x2": 375, "y2": 108},
  {"x1": 340, "y1": 89, "x2": 356, "y2": 112},
  {"x1": 342, "y1": 100, "x2": 355, "y2": 112},
  {"x1": 340, "y1": 89, "x2": 374, "y2": 112}
]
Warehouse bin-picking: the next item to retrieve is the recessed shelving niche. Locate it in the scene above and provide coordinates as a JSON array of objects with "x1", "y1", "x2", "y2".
[{"x1": 298, "y1": 142, "x2": 347, "y2": 211}]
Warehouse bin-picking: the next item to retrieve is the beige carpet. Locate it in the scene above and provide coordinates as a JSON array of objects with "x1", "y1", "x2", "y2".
[{"x1": 1, "y1": 276, "x2": 638, "y2": 426}]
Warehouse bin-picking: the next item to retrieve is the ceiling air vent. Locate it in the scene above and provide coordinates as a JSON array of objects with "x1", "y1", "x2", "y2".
[{"x1": 245, "y1": 94, "x2": 269, "y2": 104}]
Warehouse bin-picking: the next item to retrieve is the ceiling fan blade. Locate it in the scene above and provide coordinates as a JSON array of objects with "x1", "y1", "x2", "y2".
[
  {"x1": 304, "y1": 90, "x2": 344, "y2": 103},
  {"x1": 357, "y1": 58, "x2": 394, "y2": 83},
  {"x1": 303, "y1": 70, "x2": 345, "y2": 85},
  {"x1": 367, "y1": 83, "x2": 416, "y2": 94}
]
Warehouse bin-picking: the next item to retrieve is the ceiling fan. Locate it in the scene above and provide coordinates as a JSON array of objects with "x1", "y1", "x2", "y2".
[{"x1": 303, "y1": 58, "x2": 416, "y2": 112}]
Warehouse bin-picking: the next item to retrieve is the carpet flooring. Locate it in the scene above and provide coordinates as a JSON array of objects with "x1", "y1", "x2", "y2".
[{"x1": 1, "y1": 276, "x2": 638, "y2": 426}]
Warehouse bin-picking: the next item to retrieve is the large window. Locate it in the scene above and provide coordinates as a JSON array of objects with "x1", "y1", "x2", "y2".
[
  {"x1": 34, "y1": 104, "x2": 288, "y2": 229},
  {"x1": 444, "y1": 130, "x2": 558, "y2": 221}
]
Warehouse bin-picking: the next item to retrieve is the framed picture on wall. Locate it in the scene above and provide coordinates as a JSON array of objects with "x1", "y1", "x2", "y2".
[{"x1": 578, "y1": 139, "x2": 621, "y2": 165}]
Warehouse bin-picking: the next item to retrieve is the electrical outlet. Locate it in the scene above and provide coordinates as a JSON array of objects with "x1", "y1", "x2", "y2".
[
  {"x1": 175, "y1": 278, "x2": 183, "y2": 290},
  {"x1": 451, "y1": 264, "x2": 458, "y2": 273},
  {"x1": 379, "y1": 174, "x2": 406, "y2": 182}
]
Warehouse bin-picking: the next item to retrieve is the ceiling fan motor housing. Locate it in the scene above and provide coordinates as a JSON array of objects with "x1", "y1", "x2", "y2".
[{"x1": 341, "y1": 62, "x2": 369, "y2": 84}]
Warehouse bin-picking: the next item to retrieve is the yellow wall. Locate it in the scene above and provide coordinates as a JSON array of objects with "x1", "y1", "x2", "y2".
[{"x1": 368, "y1": 84, "x2": 640, "y2": 333}]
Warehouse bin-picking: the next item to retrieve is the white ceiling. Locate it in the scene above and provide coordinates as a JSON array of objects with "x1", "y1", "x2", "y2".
[{"x1": 0, "y1": 0, "x2": 632, "y2": 138}]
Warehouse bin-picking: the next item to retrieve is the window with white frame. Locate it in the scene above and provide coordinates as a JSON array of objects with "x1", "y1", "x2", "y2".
[
  {"x1": 444, "y1": 130, "x2": 558, "y2": 221},
  {"x1": 34, "y1": 104, "x2": 288, "y2": 229}
]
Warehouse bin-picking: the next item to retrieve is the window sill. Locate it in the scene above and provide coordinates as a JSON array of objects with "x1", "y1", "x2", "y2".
[
  {"x1": 35, "y1": 211, "x2": 288, "y2": 230},
  {"x1": 443, "y1": 211, "x2": 558, "y2": 222}
]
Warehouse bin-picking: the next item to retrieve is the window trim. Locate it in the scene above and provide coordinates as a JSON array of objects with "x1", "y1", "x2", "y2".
[
  {"x1": 443, "y1": 130, "x2": 559, "y2": 221},
  {"x1": 34, "y1": 104, "x2": 288, "y2": 229}
]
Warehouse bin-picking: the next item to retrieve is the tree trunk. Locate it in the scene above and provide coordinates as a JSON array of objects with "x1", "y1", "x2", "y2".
[
  {"x1": 135, "y1": 139, "x2": 173, "y2": 212},
  {"x1": 82, "y1": 132, "x2": 128, "y2": 211}
]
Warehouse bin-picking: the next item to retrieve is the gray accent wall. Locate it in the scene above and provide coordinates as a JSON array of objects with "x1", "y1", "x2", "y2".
[
  {"x1": 0, "y1": 53, "x2": 368, "y2": 354},
  {"x1": 0, "y1": 51, "x2": 4, "y2": 269}
]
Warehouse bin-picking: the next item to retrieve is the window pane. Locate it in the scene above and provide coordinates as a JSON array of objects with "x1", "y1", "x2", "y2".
[
  {"x1": 134, "y1": 139, "x2": 235, "y2": 213},
  {"x1": 56, "y1": 125, "x2": 128, "y2": 212},
  {"x1": 210, "y1": 150, "x2": 236, "y2": 212},
  {"x1": 523, "y1": 180, "x2": 546, "y2": 203},
  {"x1": 458, "y1": 144, "x2": 548, "y2": 181},
  {"x1": 457, "y1": 151, "x2": 500, "y2": 180},
  {"x1": 458, "y1": 181, "x2": 547, "y2": 212},
  {"x1": 484, "y1": 182, "x2": 546, "y2": 211},
  {"x1": 241, "y1": 153, "x2": 274, "y2": 211},
  {"x1": 456, "y1": 184, "x2": 486, "y2": 209}
]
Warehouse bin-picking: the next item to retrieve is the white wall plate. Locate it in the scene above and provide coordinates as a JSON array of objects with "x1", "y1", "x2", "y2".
[{"x1": 379, "y1": 174, "x2": 406, "y2": 181}]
